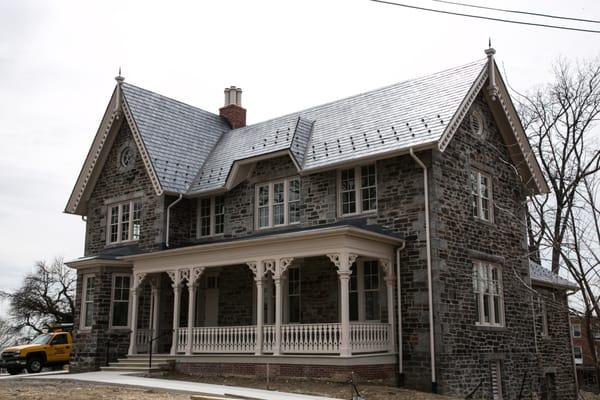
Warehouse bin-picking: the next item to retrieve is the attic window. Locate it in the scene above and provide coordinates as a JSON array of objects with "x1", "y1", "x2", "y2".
[
  {"x1": 470, "y1": 110, "x2": 484, "y2": 136},
  {"x1": 118, "y1": 143, "x2": 136, "y2": 171}
]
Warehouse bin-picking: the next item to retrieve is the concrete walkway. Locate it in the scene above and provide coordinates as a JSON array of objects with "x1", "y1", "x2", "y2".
[{"x1": 26, "y1": 370, "x2": 339, "y2": 400}]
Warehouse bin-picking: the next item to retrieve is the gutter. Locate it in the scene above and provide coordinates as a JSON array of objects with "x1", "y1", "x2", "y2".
[
  {"x1": 396, "y1": 242, "x2": 406, "y2": 382},
  {"x1": 165, "y1": 194, "x2": 183, "y2": 248},
  {"x1": 409, "y1": 148, "x2": 436, "y2": 393}
]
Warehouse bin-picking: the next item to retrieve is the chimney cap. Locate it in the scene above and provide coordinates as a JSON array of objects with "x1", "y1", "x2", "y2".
[{"x1": 224, "y1": 86, "x2": 243, "y2": 107}]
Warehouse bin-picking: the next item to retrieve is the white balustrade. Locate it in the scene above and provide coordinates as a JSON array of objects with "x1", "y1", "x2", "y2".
[
  {"x1": 350, "y1": 323, "x2": 390, "y2": 353},
  {"x1": 263, "y1": 325, "x2": 275, "y2": 353},
  {"x1": 281, "y1": 323, "x2": 341, "y2": 354},
  {"x1": 190, "y1": 325, "x2": 256, "y2": 353},
  {"x1": 176, "y1": 328, "x2": 188, "y2": 353},
  {"x1": 135, "y1": 329, "x2": 151, "y2": 353}
]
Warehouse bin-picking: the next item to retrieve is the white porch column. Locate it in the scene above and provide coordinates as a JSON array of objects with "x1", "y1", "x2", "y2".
[
  {"x1": 128, "y1": 272, "x2": 146, "y2": 355},
  {"x1": 328, "y1": 253, "x2": 357, "y2": 357},
  {"x1": 380, "y1": 259, "x2": 397, "y2": 353},
  {"x1": 274, "y1": 258, "x2": 293, "y2": 356},
  {"x1": 186, "y1": 267, "x2": 205, "y2": 356},
  {"x1": 248, "y1": 261, "x2": 265, "y2": 355},
  {"x1": 168, "y1": 270, "x2": 184, "y2": 356},
  {"x1": 150, "y1": 277, "x2": 161, "y2": 354}
]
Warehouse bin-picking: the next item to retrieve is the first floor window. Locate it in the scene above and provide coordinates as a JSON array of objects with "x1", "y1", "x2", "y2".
[
  {"x1": 197, "y1": 195, "x2": 225, "y2": 237},
  {"x1": 339, "y1": 164, "x2": 377, "y2": 216},
  {"x1": 288, "y1": 267, "x2": 301, "y2": 323},
  {"x1": 349, "y1": 263, "x2": 359, "y2": 321},
  {"x1": 81, "y1": 275, "x2": 95, "y2": 329},
  {"x1": 363, "y1": 260, "x2": 380, "y2": 321},
  {"x1": 470, "y1": 169, "x2": 493, "y2": 222},
  {"x1": 574, "y1": 346, "x2": 583, "y2": 364},
  {"x1": 111, "y1": 275, "x2": 131, "y2": 328},
  {"x1": 107, "y1": 200, "x2": 142, "y2": 244},
  {"x1": 473, "y1": 261, "x2": 504, "y2": 326},
  {"x1": 349, "y1": 259, "x2": 381, "y2": 322},
  {"x1": 255, "y1": 177, "x2": 301, "y2": 229}
]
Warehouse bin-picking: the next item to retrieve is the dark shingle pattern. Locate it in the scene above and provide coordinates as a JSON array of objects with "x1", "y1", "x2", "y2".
[{"x1": 529, "y1": 260, "x2": 578, "y2": 290}]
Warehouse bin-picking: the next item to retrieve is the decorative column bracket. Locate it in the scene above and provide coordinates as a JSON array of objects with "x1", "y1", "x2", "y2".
[{"x1": 326, "y1": 253, "x2": 358, "y2": 275}]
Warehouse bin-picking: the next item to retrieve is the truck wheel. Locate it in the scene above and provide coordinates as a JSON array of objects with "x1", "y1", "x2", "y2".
[
  {"x1": 7, "y1": 367, "x2": 22, "y2": 375},
  {"x1": 26, "y1": 356, "x2": 43, "y2": 373}
]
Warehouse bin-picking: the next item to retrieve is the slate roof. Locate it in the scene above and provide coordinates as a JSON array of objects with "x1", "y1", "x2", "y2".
[
  {"x1": 121, "y1": 83, "x2": 230, "y2": 193},
  {"x1": 529, "y1": 260, "x2": 578, "y2": 290},
  {"x1": 119, "y1": 59, "x2": 487, "y2": 195}
]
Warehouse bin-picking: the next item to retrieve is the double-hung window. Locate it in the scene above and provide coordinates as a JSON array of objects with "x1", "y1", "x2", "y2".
[
  {"x1": 572, "y1": 323, "x2": 582, "y2": 338},
  {"x1": 470, "y1": 169, "x2": 493, "y2": 221},
  {"x1": 255, "y1": 177, "x2": 300, "y2": 229},
  {"x1": 108, "y1": 200, "x2": 142, "y2": 244},
  {"x1": 288, "y1": 267, "x2": 301, "y2": 323},
  {"x1": 81, "y1": 275, "x2": 95, "y2": 329},
  {"x1": 349, "y1": 259, "x2": 381, "y2": 322},
  {"x1": 574, "y1": 346, "x2": 583, "y2": 364},
  {"x1": 197, "y1": 196, "x2": 225, "y2": 237},
  {"x1": 473, "y1": 261, "x2": 504, "y2": 326},
  {"x1": 339, "y1": 164, "x2": 377, "y2": 216},
  {"x1": 110, "y1": 275, "x2": 131, "y2": 328}
]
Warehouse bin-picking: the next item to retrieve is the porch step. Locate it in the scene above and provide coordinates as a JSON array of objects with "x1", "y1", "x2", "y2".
[{"x1": 100, "y1": 355, "x2": 174, "y2": 373}]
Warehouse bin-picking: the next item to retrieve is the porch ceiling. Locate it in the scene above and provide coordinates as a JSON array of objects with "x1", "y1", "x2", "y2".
[{"x1": 122, "y1": 225, "x2": 403, "y2": 273}]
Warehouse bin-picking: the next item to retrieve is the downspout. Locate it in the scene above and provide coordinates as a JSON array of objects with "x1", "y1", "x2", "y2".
[
  {"x1": 165, "y1": 194, "x2": 183, "y2": 248},
  {"x1": 409, "y1": 148, "x2": 436, "y2": 393},
  {"x1": 396, "y1": 242, "x2": 406, "y2": 383}
]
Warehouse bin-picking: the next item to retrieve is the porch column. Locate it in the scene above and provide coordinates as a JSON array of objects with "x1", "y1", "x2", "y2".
[
  {"x1": 248, "y1": 261, "x2": 265, "y2": 355},
  {"x1": 328, "y1": 253, "x2": 357, "y2": 357},
  {"x1": 186, "y1": 267, "x2": 205, "y2": 356},
  {"x1": 274, "y1": 258, "x2": 294, "y2": 356},
  {"x1": 150, "y1": 277, "x2": 161, "y2": 354},
  {"x1": 168, "y1": 270, "x2": 184, "y2": 356},
  {"x1": 381, "y1": 259, "x2": 396, "y2": 353},
  {"x1": 128, "y1": 272, "x2": 146, "y2": 355}
]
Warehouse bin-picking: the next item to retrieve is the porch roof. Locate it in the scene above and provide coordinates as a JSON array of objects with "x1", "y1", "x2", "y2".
[{"x1": 121, "y1": 224, "x2": 403, "y2": 273}]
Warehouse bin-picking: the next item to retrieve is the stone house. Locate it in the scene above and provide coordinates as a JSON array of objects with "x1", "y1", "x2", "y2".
[{"x1": 64, "y1": 48, "x2": 577, "y2": 399}]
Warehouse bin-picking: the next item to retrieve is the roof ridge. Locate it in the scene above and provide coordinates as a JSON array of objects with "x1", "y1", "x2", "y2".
[
  {"x1": 121, "y1": 82, "x2": 222, "y2": 119},
  {"x1": 228, "y1": 58, "x2": 488, "y2": 133}
]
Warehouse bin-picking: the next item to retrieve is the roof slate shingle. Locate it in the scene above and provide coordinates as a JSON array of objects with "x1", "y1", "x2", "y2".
[
  {"x1": 122, "y1": 59, "x2": 487, "y2": 194},
  {"x1": 529, "y1": 260, "x2": 578, "y2": 290}
]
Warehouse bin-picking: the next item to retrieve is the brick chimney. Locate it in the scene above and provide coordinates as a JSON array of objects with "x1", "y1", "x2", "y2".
[{"x1": 219, "y1": 86, "x2": 246, "y2": 129}]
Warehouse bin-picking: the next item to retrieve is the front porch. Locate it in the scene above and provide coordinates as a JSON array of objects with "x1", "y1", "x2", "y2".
[{"x1": 125, "y1": 225, "x2": 401, "y2": 359}]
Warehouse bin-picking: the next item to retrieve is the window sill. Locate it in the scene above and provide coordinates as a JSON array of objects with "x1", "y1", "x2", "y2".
[
  {"x1": 475, "y1": 323, "x2": 506, "y2": 331},
  {"x1": 256, "y1": 222, "x2": 301, "y2": 231},
  {"x1": 105, "y1": 240, "x2": 140, "y2": 249},
  {"x1": 339, "y1": 210, "x2": 377, "y2": 219}
]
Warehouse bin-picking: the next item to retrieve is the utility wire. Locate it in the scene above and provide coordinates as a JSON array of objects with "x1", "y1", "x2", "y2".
[
  {"x1": 430, "y1": 0, "x2": 600, "y2": 25},
  {"x1": 369, "y1": 0, "x2": 600, "y2": 34}
]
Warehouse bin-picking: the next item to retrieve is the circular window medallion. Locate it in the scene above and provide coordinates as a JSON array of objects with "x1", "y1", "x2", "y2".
[
  {"x1": 119, "y1": 147, "x2": 134, "y2": 169},
  {"x1": 470, "y1": 110, "x2": 484, "y2": 136}
]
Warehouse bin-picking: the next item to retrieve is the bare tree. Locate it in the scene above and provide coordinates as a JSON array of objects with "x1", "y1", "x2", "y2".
[
  {"x1": 0, "y1": 257, "x2": 76, "y2": 334},
  {"x1": 518, "y1": 57, "x2": 600, "y2": 274},
  {"x1": 0, "y1": 318, "x2": 13, "y2": 349}
]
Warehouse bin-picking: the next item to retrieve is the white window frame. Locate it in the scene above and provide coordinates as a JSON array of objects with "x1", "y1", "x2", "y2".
[
  {"x1": 287, "y1": 266, "x2": 301, "y2": 324},
  {"x1": 470, "y1": 169, "x2": 493, "y2": 222},
  {"x1": 573, "y1": 323, "x2": 582, "y2": 338},
  {"x1": 349, "y1": 259, "x2": 382, "y2": 322},
  {"x1": 109, "y1": 274, "x2": 131, "y2": 329},
  {"x1": 80, "y1": 274, "x2": 95, "y2": 330},
  {"x1": 197, "y1": 195, "x2": 225, "y2": 238},
  {"x1": 254, "y1": 177, "x2": 301, "y2": 230},
  {"x1": 106, "y1": 199, "x2": 142, "y2": 245},
  {"x1": 574, "y1": 346, "x2": 583, "y2": 364},
  {"x1": 473, "y1": 261, "x2": 504, "y2": 327},
  {"x1": 337, "y1": 163, "x2": 378, "y2": 217}
]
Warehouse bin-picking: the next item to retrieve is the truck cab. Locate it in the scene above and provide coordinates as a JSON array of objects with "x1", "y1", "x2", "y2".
[{"x1": 0, "y1": 326, "x2": 73, "y2": 375}]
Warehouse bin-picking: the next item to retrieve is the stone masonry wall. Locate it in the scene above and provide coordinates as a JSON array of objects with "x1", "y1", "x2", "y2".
[{"x1": 71, "y1": 267, "x2": 131, "y2": 372}]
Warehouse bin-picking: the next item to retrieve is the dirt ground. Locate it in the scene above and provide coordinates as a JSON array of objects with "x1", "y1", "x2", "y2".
[
  {"x1": 0, "y1": 379, "x2": 188, "y2": 400},
  {"x1": 159, "y1": 372, "x2": 460, "y2": 400}
]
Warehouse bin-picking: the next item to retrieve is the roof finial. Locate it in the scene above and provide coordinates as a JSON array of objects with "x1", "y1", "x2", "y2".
[
  {"x1": 488, "y1": 37, "x2": 491, "y2": 49},
  {"x1": 115, "y1": 67, "x2": 125, "y2": 84},
  {"x1": 484, "y1": 42, "x2": 498, "y2": 101}
]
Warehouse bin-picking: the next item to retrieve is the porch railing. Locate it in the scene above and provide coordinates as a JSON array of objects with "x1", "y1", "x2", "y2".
[
  {"x1": 281, "y1": 323, "x2": 341, "y2": 353},
  {"x1": 136, "y1": 329, "x2": 151, "y2": 353},
  {"x1": 350, "y1": 323, "x2": 391, "y2": 353},
  {"x1": 190, "y1": 325, "x2": 257, "y2": 353},
  {"x1": 176, "y1": 328, "x2": 188, "y2": 353}
]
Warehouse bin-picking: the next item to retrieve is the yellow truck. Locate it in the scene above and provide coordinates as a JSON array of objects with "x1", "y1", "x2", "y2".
[{"x1": 0, "y1": 328, "x2": 72, "y2": 375}]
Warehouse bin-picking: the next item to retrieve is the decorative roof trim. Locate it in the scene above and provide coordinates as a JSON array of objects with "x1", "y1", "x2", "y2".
[
  {"x1": 121, "y1": 94, "x2": 163, "y2": 197},
  {"x1": 438, "y1": 65, "x2": 488, "y2": 152}
]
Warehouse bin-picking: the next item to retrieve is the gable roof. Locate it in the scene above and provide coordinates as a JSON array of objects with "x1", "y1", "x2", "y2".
[
  {"x1": 66, "y1": 55, "x2": 549, "y2": 214},
  {"x1": 529, "y1": 260, "x2": 578, "y2": 291}
]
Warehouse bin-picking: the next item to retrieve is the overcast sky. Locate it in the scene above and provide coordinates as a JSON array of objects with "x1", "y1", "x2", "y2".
[{"x1": 0, "y1": 0, "x2": 599, "y2": 304}]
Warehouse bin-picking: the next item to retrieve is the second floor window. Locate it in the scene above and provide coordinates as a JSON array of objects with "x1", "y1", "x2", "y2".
[
  {"x1": 574, "y1": 346, "x2": 583, "y2": 364},
  {"x1": 111, "y1": 275, "x2": 130, "y2": 328},
  {"x1": 572, "y1": 323, "x2": 582, "y2": 338},
  {"x1": 470, "y1": 169, "x2": 493, "y2": 222},
  {"x1": 81, "y1": 275, "x2": 95, "y2": 329},
  {"x1": 198, "y1": 196, "x2": 225, "y2": 237},
  {"x1": 108, "y1": 200, "x2": 141, "y2": 244},
  {"x1": 473, "y1": 261, "x2": 504, "y2": 327},
  {"x1": 255, "y1": 177, "x2": 300, "y2": 229},
  {"x1": 339, "y1": 164, "x2": 377, "y2": 216}
]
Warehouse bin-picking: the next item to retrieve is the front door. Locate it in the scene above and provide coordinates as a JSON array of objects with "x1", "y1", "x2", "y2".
[{"x1": 204, "y1": 274, "x2": 219, "y2": 326}]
